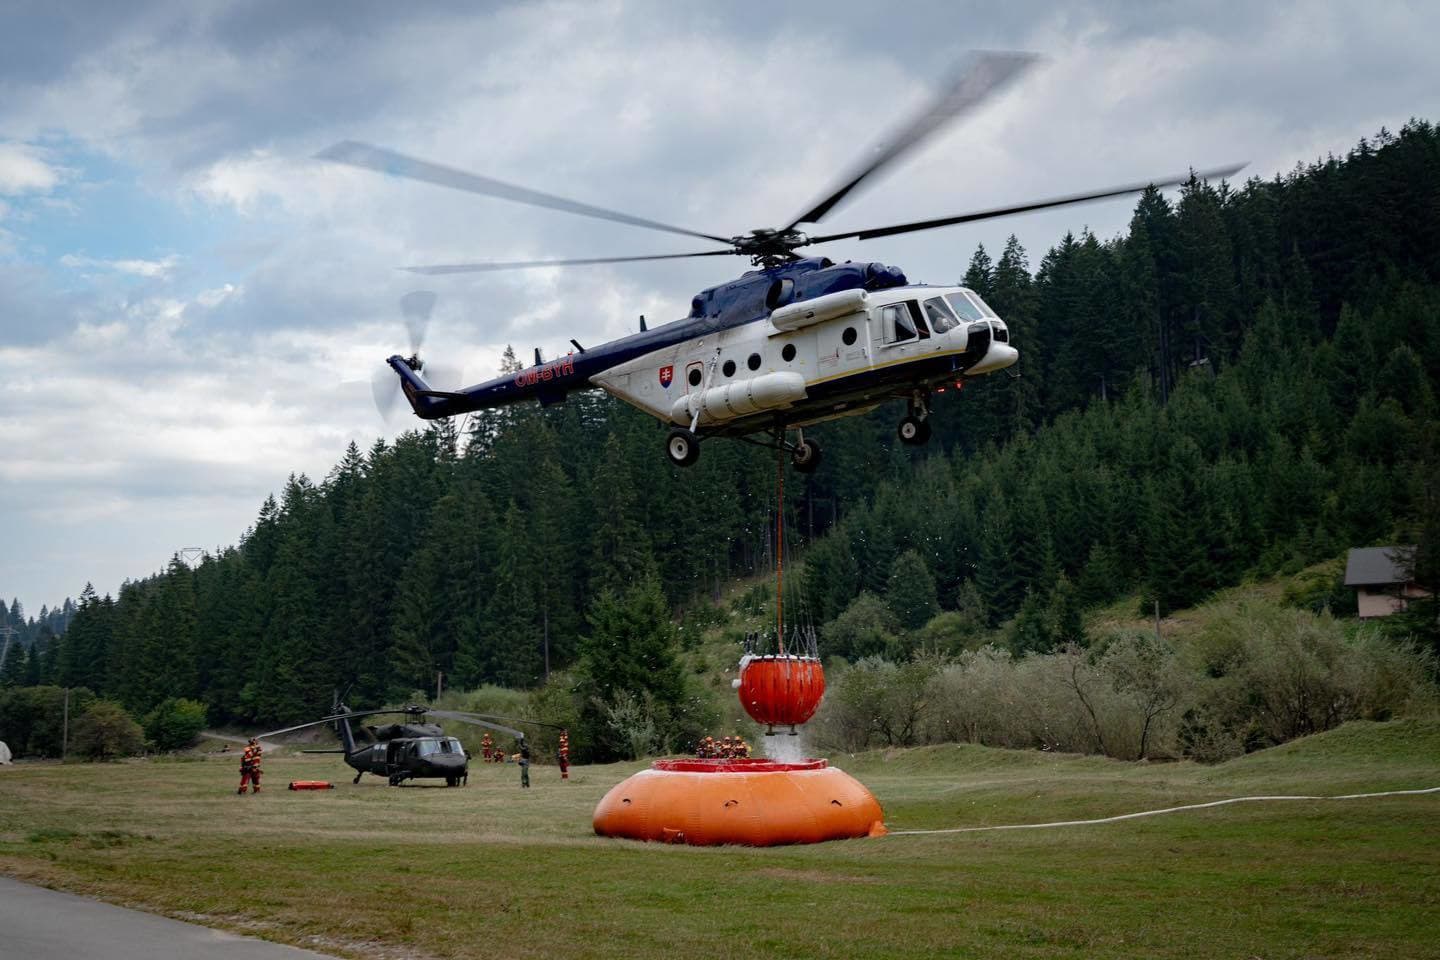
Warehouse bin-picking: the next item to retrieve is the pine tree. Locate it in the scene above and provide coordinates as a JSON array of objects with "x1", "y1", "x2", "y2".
[
  {"x1": 963, "y1": 244, "x2": 995, "y2": 297},
  {"x1": 886, "y1": 550, "x2": 940, "y2": 630}
]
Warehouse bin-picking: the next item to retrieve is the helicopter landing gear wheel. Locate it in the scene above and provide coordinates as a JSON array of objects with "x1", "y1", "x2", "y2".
[
  {"x1": 388, "y1": 775, "x2": 400, "y2": 787},
  {"x1": 898, "y1": 416, "x2": 931, "y2": 446},
  {"x1": 665, "y1": 427, "x2": 701, "y2": 467},
  {"x1": 446, "y1": 775, "x2": 459, "y2": 788},
  {"x1": 790, "y1": 437, "x2": 823, "y2": 473},
  {"x1": 353, "y1": 771, "x2": 362, "y2": 785}
]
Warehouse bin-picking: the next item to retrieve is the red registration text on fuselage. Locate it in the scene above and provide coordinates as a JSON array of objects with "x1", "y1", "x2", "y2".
[{"x1": 514, "y1": 355, "x2": 577, "y2": 388}]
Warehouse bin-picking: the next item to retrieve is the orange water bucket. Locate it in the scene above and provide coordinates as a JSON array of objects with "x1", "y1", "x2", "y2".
[{"x1": 737, "y1": 655, "x2": 825, "y2": 731}]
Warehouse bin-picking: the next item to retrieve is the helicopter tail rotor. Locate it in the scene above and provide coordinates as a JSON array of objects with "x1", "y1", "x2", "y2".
[{"x1": 372, "y1": 290, "x2": 468, "y2": 423}]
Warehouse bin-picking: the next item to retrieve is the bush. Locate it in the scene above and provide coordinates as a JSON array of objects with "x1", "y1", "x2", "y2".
[
  {"x1": 71, "y1": 701, "x2": 144, "y2": 760},
  {"x1": 0, "y1": 686, "x2": 96, "y2": 757},
  {"x1": 142, "y1": 698, "x2": 208, "y2": 751},
  {"x1": 811, "y1": 599, "x2": 1436, "y2": 762},
  {"x1": 823, "y1": 593, "x2": 905, "y2": 661},
  {"x1": 812, "y1": 656, "x2": 940, "y2": 752}
]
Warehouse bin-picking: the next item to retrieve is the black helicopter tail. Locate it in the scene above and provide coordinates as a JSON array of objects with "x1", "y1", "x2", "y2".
[{"x1": 332, "y1": 697, "x2": 360, "y2": 755}]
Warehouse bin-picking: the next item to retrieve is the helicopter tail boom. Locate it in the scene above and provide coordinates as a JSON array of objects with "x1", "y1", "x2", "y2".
[{"x1": 387, "y1": 355, "x2": 467, "y2": 420}]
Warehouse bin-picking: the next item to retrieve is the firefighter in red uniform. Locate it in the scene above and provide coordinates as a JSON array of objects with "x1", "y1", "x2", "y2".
[
  {"x1": 558, "y1": 730, "x2": 570, "y2": 780},
  {"x1": 237, "y1": 738, "x2": 262, "y2": 794},
  {"x1": 481, "y1": 732, "x2": 493, "y2": 761}
]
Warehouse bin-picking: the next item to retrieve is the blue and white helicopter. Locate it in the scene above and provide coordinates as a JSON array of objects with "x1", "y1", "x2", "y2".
[{"x1": 330, "y1": 53, "x2": 1240, "y2": 472}]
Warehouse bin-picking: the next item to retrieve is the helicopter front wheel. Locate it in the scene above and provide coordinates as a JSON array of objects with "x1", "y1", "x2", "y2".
[
  {"x1": 665, "y1": 427, "x2": 701, "y2": 467},
  {"x1": 898, "y1": 416, "x2": 932, "y2": 446},
  {"x1": 790, "y1": 437, "x2": 823, "y2": 473}
]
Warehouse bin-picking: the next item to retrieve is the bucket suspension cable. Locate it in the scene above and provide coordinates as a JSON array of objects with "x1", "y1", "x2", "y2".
[{"x1": 776, "y1": 445, "x2": 785, "y2": 653}]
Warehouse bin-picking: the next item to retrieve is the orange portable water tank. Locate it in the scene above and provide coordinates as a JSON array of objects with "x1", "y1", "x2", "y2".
[
  {"x1": 287, "y1": 780, "x2": 335, "y2": 791},
  {"x1": 737, "y1": 655, "x2": 825, "y2": 732},
  {"x1": 593, "y1": 758, "x2": 885, "y2": 846}
]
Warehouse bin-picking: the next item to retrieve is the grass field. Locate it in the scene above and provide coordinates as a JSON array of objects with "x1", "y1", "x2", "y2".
[{"x1": 2, "y1": 720, "x2": 1438, "y2": 959}]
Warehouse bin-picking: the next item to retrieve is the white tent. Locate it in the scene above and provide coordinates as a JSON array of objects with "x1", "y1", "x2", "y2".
[{"x1": 0, "y1": 741, "x2": 11, "y2": 765}]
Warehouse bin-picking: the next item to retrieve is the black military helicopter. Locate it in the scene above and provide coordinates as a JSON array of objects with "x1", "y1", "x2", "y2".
[{"x1": 257, "y1": 704, "x2": 552, "y2": 787}]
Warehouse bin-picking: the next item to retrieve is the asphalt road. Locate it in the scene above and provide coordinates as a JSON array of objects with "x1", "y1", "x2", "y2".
[{"x1": 0, "y1": 876, "x2": 339, "y2": 959}]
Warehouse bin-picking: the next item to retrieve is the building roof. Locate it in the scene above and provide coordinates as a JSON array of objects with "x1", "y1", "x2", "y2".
[{"x1": 1344, "y1": 546, "x2": 1415, "y2": 587}]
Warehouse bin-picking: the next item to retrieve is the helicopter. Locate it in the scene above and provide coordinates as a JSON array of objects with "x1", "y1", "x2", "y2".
[
  {"x1": 256, "y1": 704, "x2": 553, "y2": 787},
  {"x1": 331, "y1": 51, "x2": 1243, "y2": 471}
]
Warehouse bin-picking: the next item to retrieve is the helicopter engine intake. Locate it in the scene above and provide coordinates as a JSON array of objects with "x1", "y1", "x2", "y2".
[{"x1": 767, "y1": 288, "x2": 869, "y2": 333}]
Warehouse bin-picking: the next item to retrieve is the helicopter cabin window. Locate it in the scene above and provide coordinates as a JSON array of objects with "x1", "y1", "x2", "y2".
[
  {"x1": 747, "y1": 352, "x2": 762, "y2": 371},
  {"x1": 781, "y1": 343, "x2": 796, "y2": 362},
  {"x1": 842, "y1": 326, "x2": 858, "y2": 346},
  {"x1": 880, "y1": 301, "x2": 930, "y2": 345},
  {"x1": 722, "y1": 359, "x2": 736, "y2": 377},
  {"x1": 688, "y1": 367, "x2": 703, "y2": 387},
  {"x1": 922, "y1": 297, "x2": 960, "y2": 334}
]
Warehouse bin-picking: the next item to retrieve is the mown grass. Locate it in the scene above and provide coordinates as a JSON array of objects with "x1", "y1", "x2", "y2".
[{"x1": 1, "y1": 720, "x2": 1437, "y2": 959}]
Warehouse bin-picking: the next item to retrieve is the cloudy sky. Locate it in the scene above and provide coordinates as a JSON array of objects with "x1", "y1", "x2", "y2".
[{"x1": 2, "y1": 0, "x2": 1437, "y2": 612}]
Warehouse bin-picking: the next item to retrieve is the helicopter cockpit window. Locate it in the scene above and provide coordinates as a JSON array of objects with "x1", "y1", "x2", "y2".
[
  {"x1": 945, "y1": 292, "x2": 985, "y2": 323},
  {"x1": 415, "y1": 739, "x2": 440, "y2": 757},
  {"x1": 922, "y1": 297, "x2": 960, "y2": 334},
  {"x1": 442, "y1": 738, "x2": 465, "y2": 755},
  {"x1": 966, "y1": 290, "x2": 999, "y2": 319}
]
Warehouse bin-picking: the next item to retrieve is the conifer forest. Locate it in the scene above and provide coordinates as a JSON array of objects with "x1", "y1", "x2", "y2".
[{"x1": 4, "y1": 123, "x2": 1439, "y2": 757}]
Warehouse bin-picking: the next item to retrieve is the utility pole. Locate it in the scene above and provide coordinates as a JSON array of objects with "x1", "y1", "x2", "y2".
[
  {"x1": 435, "y1": 670, "x2": 444, "y2": 702},
  {"x1": 62, "y1": 687, "x2": 70, "y2": 761}
]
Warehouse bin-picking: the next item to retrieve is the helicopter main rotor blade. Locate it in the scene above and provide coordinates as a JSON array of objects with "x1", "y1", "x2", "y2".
[
  {"x1": 253, "y1": 710, "x2": 411, "y2": 741},
  {"x1": 783, "y1": 51, "x2": 1039, "y2": 232},
  {"x1": 431, "y1": 710, "x2": 567, "y2": 731},
  {"x1": 428, "y1": 710, "x2": 526, "y2": 740},
  {"x1": 317, "y1": 140, "x2": 733, "y2": 245},
  {"x1": 404, "y1": 248, "x2": 739, "y2": 275},
  {"x1": 805, "y1": 163, "x2": 1247, "y2": 245}
]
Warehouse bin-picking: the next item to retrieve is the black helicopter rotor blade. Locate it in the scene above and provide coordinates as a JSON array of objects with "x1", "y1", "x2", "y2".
[
  {"x1": 428, "y1": 710, "x2": 527, "y2": 740},
  {"x1": 783, "y1": 51, "x2": 1039, "y2": 232},
  {"x1": 430, "y1": 710, "x2": 567, "y2": 731},
  {"x1": 805, "y1": 163, "x2": 1247, "y2": 245},
  {"x1": 252, "y1": 709, "x2": 412, "y2": 741},
  {"x1": 403, "y1": 248, "x2": 739, "y2": 275},
  {"x1": 317, "y1": 140, "x2": 733, "y2": 245}
]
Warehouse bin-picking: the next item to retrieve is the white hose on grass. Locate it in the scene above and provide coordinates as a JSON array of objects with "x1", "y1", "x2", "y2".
[{"x1": 885, "y1": 786, "x2": 1440, "y2": 836}]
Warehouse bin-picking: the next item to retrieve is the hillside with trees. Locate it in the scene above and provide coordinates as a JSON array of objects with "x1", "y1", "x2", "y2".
[{"x1": 4, "y1": 121, "x2": 1438, "y2": 759}]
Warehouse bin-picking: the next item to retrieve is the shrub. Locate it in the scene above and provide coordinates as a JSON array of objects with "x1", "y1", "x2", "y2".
[
  {"x1": 142, "y1": 698, "x2": 208, "y2": 751},
  {"x1": 71, "y1": 701, "x2": 144, "y2": 760},
  {"x1": 0, "y1": 686, "x2": 96, "y2": 757},
  {"x1": 813, "y1": 599, "x2": 1436, "y2": 762},
  {"x1": 823, "y1": 593, "x2": 904, "y2": 661}
]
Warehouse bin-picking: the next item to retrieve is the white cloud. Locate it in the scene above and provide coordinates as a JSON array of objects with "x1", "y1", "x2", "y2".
[
  {"x1": 3, "y1": 0, "x2": 1440, "y2": 608},
  {"x1": 0, "y1": 142, "x2": 64, "y2": 194},
  {"x1": 60, "y1": 253, "x2": 182, "y2": 279}
]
